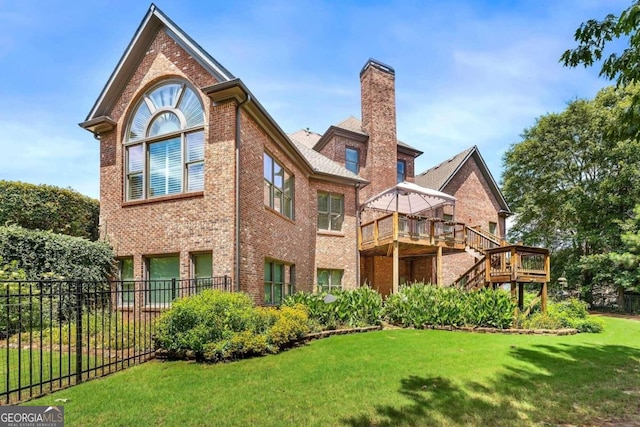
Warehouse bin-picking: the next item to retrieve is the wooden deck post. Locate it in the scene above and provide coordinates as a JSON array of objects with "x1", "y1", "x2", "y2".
[
  {"x1": 541, "y1": 282, "x2": 547, "y2": 312},
  {"x1": 436, "y1": 246, "x2": 443, "y2": 286},
  {"x1": 393, "y1": 241, "x2": 399, "y2": 294},
  {"x1": 518, "y1": 282, "x2": 524, "y2": 310},
  {"x1": 392, "y1": 212, "x2": 399, "y2": 294}
]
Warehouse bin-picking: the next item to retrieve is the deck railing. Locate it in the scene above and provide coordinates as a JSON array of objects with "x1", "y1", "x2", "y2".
[
  {"x1": 465, "y1": 225, "x2": 503, "y2": 254},
  {"x1": 360, "y1": 213, "x2": 465, "y2": 248},
  {"x1": 484, "y1": 246, "x2": 550, "y2": 284}
]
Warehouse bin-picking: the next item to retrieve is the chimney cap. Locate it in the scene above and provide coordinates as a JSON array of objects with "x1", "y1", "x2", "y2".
[{"x1": 360, "y1": 58, "x2": 395, "y2": 77}]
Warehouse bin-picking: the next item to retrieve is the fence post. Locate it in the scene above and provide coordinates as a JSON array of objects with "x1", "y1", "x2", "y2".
[{"x1": 75, "y1": 281, "x2": 83, "y2": 385}]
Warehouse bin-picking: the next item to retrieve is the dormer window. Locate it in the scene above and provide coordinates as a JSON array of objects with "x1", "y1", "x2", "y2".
[
  {"x1": 397, "y1": 160, "x2": 406, "y2": 183},
  {"x1": 345, "y1": 147, "x2": 359, "y2": 174},
  {"x1": 124, "y1": 81, "x2": 205, "y2": 201}
]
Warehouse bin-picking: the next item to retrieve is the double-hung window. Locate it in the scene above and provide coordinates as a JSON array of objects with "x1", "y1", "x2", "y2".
[
  {"x1": 264, "y1": 153, "x2": 294, "y2": 219},
  {"x1": 317, "y1": 192, "x2": 344, "y2": 232},
  {"x1": 125, "y1": 81, "x2": 205, "y2": 201}
]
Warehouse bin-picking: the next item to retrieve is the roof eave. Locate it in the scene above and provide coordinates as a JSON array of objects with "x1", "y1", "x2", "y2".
[
  {"x1": 78, "y1": 116, "x2": 117, "y2": 135},
  {"x1": 311, "y1": 171, "x2": 369, "y2": 187},
  {"x1": 84, "y1": 4, "x2": 235, "y2": 124},
  {"x1": 398, "y1": 144, "x2": 423, "y2": 157},
  {"x1": 440, "y1": 146, "x2": 511, "y2": 213},
  {"x1": 203, "y1": 79, "x2": 315, "y2": 176},
  {"x1": 314, "y1": 125, "x2": 369, "y2": 152}
]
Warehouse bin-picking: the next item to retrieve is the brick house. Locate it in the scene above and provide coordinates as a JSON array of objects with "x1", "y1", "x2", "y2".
[{"x1": 80, "y1": 5, "x2": 515, "y2": 304}]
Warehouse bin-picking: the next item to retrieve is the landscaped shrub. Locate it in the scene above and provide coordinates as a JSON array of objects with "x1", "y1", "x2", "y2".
[
  {"x1": 155, "y1": 290, "x2": 309, "y2": 362},
  {"x1": 547, "y1": 298, "x2": 604, "y2": 332},
  {"x1": 0, "y1": 257, "x2": 50, "y2": 335},
  {"x1": 266, "y1": 305, "x2": 310, "y2": 347},
  {"x1": 155, "y1": 290, "x2": 255, "y2": 353},
  {"x1": 384, "y1": 283, "x2": 516, "y2": 329},
  {"x1": 282, "y1": 286, "x2": 383, "y2": 330},
  {"x1": 522, "y1": 312, "x2": 564, "y2": 330},
  {"x1": 0, "y1": 180, "x2": 100, "y2": 240},
  {"x1": 515, "y1": 294, "x2": 604, "y2": 333},
  {"x1": 0, "y1": 225, "x2": 115, "y2": 281},
  {"x1": 465, "y1": 288, "x2": 516, "y2": 328}
]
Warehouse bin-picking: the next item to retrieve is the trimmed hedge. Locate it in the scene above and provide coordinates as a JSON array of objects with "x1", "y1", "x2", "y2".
[
  {"x1": 0, "y1": 180, "x2": 99, "y2": 240},
  {"x1": 0, "y1": 225, "x2": 115, "y2": 281},
  {"x1": 154, "y1": 290, "x2": 310, "y2": 362}
]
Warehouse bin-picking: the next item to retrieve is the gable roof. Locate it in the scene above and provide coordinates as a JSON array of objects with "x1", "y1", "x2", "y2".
[
  {"x1": 415, "y1": 146, "x2": 511, "y2": 213},
  {"x1": 81, "y1": 4, "x2": 234, "y2": 131},
  {"x1": 331, "y1": 116, "x2": 422, "y2": 156}
]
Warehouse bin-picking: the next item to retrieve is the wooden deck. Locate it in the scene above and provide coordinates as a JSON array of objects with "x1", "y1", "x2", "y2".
[
  {"x1": 359, "y1": 213, "x2": 551, "y2": 310},
  {"x1": 359, "y1": 213, "x2": 467, "y2": 256}
]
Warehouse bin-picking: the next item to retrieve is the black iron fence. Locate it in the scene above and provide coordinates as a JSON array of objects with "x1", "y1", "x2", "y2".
[{"x1": 1, "y1": 277, "x2": 232, "y2": 404}]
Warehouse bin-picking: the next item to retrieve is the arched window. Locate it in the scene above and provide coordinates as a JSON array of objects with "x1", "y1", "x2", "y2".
[{"x1": 124, "y1": 81, "x2": 205, "y2": 201}]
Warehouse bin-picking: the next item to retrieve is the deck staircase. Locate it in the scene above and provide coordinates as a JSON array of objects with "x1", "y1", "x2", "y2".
[
  {"x1": 455, "y1": 226, "x2": 504, "y2": 291},
  {"x1": 454, "y1": 225, "x2": 550, "y2": 313}
]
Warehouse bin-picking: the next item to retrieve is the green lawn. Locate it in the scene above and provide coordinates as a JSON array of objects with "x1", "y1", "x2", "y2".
[{"x1": 25, "y1": 316, "x2": 640, "y2": 426}]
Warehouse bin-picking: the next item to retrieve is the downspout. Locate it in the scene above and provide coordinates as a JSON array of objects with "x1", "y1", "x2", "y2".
[
  {"x1": 355, "y1": 183, "x2": 361, "y2": 287},
  {"x1": 235, "y1": 94, "x2": 250, "y2": 292}
]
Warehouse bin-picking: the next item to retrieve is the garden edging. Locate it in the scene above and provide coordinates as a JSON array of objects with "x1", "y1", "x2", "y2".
[{"x1": 422, "y1": 324, "x2": 578, "y2": 335}]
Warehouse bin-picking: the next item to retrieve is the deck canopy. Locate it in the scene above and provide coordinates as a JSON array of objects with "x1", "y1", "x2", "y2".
[{"x1": 361, "y1": 181, "x2": 456, "y2": 215}]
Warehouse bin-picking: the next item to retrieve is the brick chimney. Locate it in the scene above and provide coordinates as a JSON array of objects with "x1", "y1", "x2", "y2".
[{"x1": 360, "y1": 58, "x2": 398, "y2": 198}]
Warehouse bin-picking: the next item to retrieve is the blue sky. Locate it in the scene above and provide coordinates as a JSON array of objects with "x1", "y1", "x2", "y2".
[{"x1": 0, "y1": 0, "x2": 629, "y2": 199}]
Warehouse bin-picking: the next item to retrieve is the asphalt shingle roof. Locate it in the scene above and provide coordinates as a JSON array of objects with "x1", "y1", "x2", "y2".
[
  {"x1": 288, "y1": 129, "x2": 322, "y2": 148},
  {"x1": 288, "y1": 137, "x2": 365, "y2": 182},
  {"x1": 415, "y1": 146, "x2": 475, "y2": 190}
]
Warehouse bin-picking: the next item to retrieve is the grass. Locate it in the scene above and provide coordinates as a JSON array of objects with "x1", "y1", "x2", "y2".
[{"x1": 24, "y1": 316, "x2": 640, "y2": 426}]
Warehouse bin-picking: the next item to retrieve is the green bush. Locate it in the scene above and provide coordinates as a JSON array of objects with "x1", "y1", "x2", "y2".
[
  {"x1": 282, "y1": 286, "x2": 383, "y2": 330},
  {"x1": 155, "y1": 290, "x2": 255, "y2": 353},
  {"x1": 155, "y1": 290, "x2": 309, "y2": 362},
  {"x1": 0, "y1": 180, "x2": 99, "y2": 241},
  {"x1": 523, "y1": 312, "x2": 564, "y2": 330},
  {"x1": 266, "y1": 305, "x2": 309, "y2": 348},
  {"x1": 515, "y1": 296, "x2": 604, "y2": 333},
  {"x1": 384, "y1": 283, "x2": 515, "y2": 329},
  {"x1": 547, "y1": 298, "x2": 604, "y2": 332},
  {"x1": 0, "y1": 257, "x2": 50, "y2": 335},
  {"x1": 0, "y1": 225, "x2": 115, "y2": 281}
]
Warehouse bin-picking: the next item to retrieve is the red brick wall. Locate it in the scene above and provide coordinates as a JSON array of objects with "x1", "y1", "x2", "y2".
[
  {"x1": 397, "y1": 151, "x2": 416, "y2": 183},
  {"x1": 316, "y1": 135, "x2": 368, "y2": 176},
  {"x1": 237, "y1": 109, "x2": 315, "y2": 303},
  {"x1": 311, "y1": 180, "x2": 359, "y2": 290},
  {"x1": 440, "y1": 155, "x2": 506, "y2": 285},
  {"x1": 99, "y1": 28, "x2": 234, "y2": 284}
]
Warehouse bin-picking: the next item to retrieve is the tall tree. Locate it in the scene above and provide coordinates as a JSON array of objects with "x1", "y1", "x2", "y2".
[
  {"x1": 502, "y1": 85, "x2": 640, "y2": 297},
  {"x1": 561, "y1": 1, "x2": 640, "y2": 138}
]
